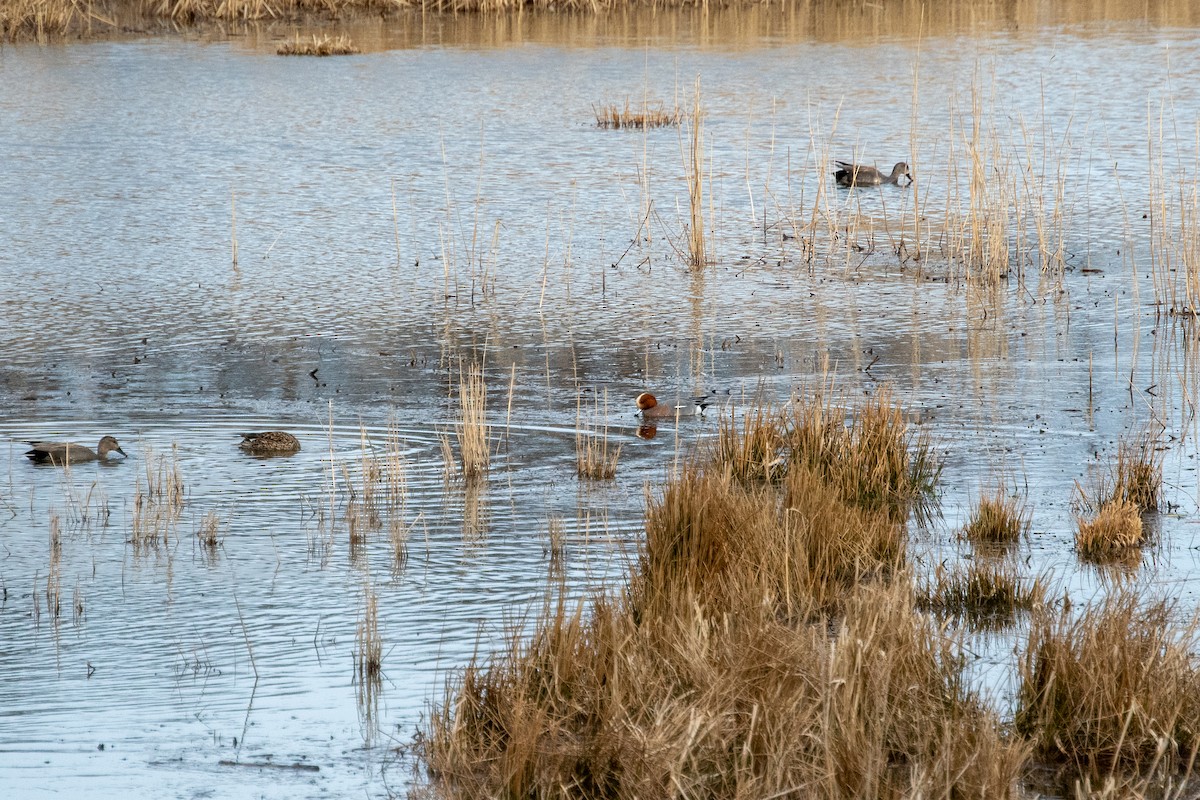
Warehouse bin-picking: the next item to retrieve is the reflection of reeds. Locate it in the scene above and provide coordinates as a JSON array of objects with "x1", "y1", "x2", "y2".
[
  {"x1": 593, "y1": 99, "x2": 681, "y2": 129},
  {"x1": 917, "y1": 560, "x2": 1043, "y2": 628},
  {"x1": 1017, "y1": 590, "x2": 1200, "y2": 776},
  {"x1": 456, "y1": 361, "x2": 489, "y2": 481},
  {"x1": 575, "y1": 390, "x2": 620, "y2": 479},
  {"x1": 276, "y1": 33, "x2": 360, "y2": 56}
]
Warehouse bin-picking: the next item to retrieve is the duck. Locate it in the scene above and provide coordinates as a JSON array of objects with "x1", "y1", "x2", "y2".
[
  {"x1": 635, "y1": 390, "x2": 729, "y2": 419},
  {"x1": 238, "y1": 431, "x2": 301, "y2": 454},
  {"x1": 833, "y1": 160, "x2": 912, "y2": 188},
  {"x1": 25, "y1": 436, "x2": 127, "y2": 465}
]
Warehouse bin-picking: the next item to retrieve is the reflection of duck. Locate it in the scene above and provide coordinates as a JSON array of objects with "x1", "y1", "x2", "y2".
[
  {"x1": 636, "y1": 424, "x2": 658, "y2": 440},
  {"x1": 833, "y1": 160, "x2": 911, "y2": 187},
  {"x1": 25, "y1": 436, "x2": 127, "y2": 464},
  {"x1": 635, "y1": 390, "x2": 732, "y2": 419},
  {"x1": 239, "y1": 431, "x2": 301, "y2": 454}
]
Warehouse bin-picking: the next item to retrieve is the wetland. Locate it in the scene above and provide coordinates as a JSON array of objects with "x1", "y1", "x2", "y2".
[{"x1": 5, "y1": 2, "x2": 1200, "y2": 797}]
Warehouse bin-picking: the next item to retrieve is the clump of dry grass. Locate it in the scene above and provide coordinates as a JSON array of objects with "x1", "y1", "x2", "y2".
[
  {"x1": 1078, "y1": 430, "x2": 1163, "y2": 515},
  {"x1": 197, "y1": 511, "x2": 221, "y2": 550},
  {"x1": 544, "y1": 516, "x2": 565, "y2": 574},
  {"x1": 713, "y1": 387, "x2": 939, "y2": 524},
  {"x1": 575, "y1": 390, "x2": 620, "y2": 480},
  {"x1": 1075, "y1": 498, "x2": 1145, "y2": 561},
  {"x1": 0, "y1": 0, "x2": 104, "y2": 41},
  {"x1": 962, "y1": 483, "x2": 1029, "y2": 545},
  {"x1": 417, "y1": 395, "x2": 1033, "y2": 798},
  {"x1": 455, "y1": 361, "x2": 489, "y2": 481},
  {"x1": 276, "y1": 33, "x2": 359, "y2": 56},
  {"x1": 593, "y1": 99, "x2": 681, "y2": 129},
  {"x1": 917, "y1": 560, "x2": 1043, "y2": 628},
  {"x1": 1016, "y1": 590, "x2": 1200, "y2": 778},
  {"x1": 132, "y1": 443, "x2": 185, "y2": 548}
]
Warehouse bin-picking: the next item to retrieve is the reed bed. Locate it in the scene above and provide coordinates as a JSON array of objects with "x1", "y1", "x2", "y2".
[
  {"x1": 1016, "y1": 590, "x2": 1200, "y2": 779},
  {"x1": 416, "y1": 395, "x2": 1036, "y2": 798},
  {"x1": 276, "y1": 33, "x2": 359, "y2": 56},
  {"x1": 593, "y1": 99, "x2": 681, "y2": 129},
  {"x1": 962, "y1": 482, "x2": 1029, "y2": 545}
]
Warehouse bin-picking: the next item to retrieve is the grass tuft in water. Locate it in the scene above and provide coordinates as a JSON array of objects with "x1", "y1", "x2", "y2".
[
  {"x1": 1016, "y1": 589, "x2": 1200, "y2": 778},
  {"x1": 962, "y1": 482, "x2": 1029, "y2": 545},
  {"x1": 917, "y1": 560, "x2": 1043, "y2": 628},
  {"x1": 197, "y1": 511, "x2": 222, "y2": 550},
  {"x1": 355, "y1": 581, "x2": 382, "y2": 684},
  {"x1": 575, "y1": 390, "x2": 620, "y2": 480},
  {"x1": 276, "y1": 32, "x2": 359, "y2": 56},
  {"x1": 1075, "y1": 498, "x2": 1145, "y2": 561},
  {"x1": 593, "y1": 99, "x2": 681, "y2": 129}
]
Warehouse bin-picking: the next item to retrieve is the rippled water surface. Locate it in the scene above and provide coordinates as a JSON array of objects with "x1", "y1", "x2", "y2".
[{"x1": 5, "y1": 5, "x2": 1200, "y2": 797}]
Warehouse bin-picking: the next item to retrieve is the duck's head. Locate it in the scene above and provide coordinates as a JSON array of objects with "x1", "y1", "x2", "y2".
[
  {"x1": 892, "y1": 162, "x2": 912, "y2": 183},
  {"x1": 98, "y1": 436, "x2": 127, "y2": 458},
  {"x1": 635, "y1": 392, "x2": 659, "y2": 413}
]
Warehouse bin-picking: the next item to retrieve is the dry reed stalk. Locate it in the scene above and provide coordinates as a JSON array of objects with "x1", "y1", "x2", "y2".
[
  {"x1": 47, "y1": 512, "x2": 62, "y2": 620},
  {"x1": 388, "y1": 515, "x2": 411, "y2": 568},
  {"x1": 917, "y1": 559, "x2": 1043, "y2": 628},
  {"x1": 1016, "y1": 590, "x2": 1200, "y2": 777},
  {"x1": 593, "y1": 99, "x2": 681, "y2": 129},
  {"x1": 962, "y1": 482, "x2": 1029, "y2": 545},
  {"x1": 276, "y1": 33, "x2": 360, "y2": 56},
  {"x1": 575, "y1": 390, "x2": 620, "y2": 480},
  {"x1": 455, "y1": 361, "x2": 489, "y2": 481},
  {"x1": 355, "y1": 581, "x2": 382, "y2": 683},
  {"x1": 684, "y1": 77, "x2": 706, "y2": 268},
  {"x1": 1075, "y1": 498, "x2": 1145, "y2": 560},
  {"x1": 545, "y1": 516, "x2": 565, "y2": 573}
]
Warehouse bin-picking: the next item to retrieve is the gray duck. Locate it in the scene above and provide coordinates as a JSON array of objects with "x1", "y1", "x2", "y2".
[
  {"x1": 834, "y1": 160, "x2": 912, "y2": 187},
  {"x1": 25, "y1": 436, "x2": 127, "y2": 465}
]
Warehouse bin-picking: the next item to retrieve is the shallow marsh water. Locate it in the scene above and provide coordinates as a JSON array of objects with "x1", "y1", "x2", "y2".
[{"x1": 5, "y1": 4, "x2": 1200, "y2": 797}]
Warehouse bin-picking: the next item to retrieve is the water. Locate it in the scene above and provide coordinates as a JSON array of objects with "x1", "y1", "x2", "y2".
[{"x1": 4, "y1": 6, "x2": 1200, "y2": 797}]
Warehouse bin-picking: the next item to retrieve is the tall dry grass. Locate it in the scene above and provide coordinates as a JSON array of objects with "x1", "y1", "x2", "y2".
[
  {"x1": 132, "y1": 443, "x2": 185, "y2": 548},
  {"x1": 1016, "y1": 590, "x2": 1200, "y2": 779},
  {"x1": 962, "y1": 482, "x2": 1029, "y2": 545},
  {"x1": 575, "y1": 389, "x2": 620, "y2": 480},
  {"x1": 684, "y1": 77, "x2": 707, "y2": 269},
  {"x1": 416, "y1": 394, "x2": 1033, "y2": 799}
]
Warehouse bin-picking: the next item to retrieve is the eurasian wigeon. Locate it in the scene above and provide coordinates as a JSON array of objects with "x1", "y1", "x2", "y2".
[
  {"x1": 25, "y1": 436, "x2": 127, "y2": 464},
  {"x1": 635, "y1": 390, "x2": 730, "y2": 419},
  {"x1": 833, "y1": 160, "x2": 912, "y2": 188}
]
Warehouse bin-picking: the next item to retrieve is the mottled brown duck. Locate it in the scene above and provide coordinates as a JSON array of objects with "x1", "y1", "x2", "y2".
[
  {"x1": 25, "y1": 436, "x2": 127, "y2": 464},
  {"x1": 239, "y1": 431, "x2": 301, "y2": 454},
  {"x1": 833, "y1": 160, "x2": 912, "y2": 187}
]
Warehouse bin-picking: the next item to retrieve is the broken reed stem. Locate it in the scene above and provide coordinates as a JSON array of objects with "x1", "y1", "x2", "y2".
[{"x1": 47, "y1": 511, "x2": 62, "y2": 620}]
